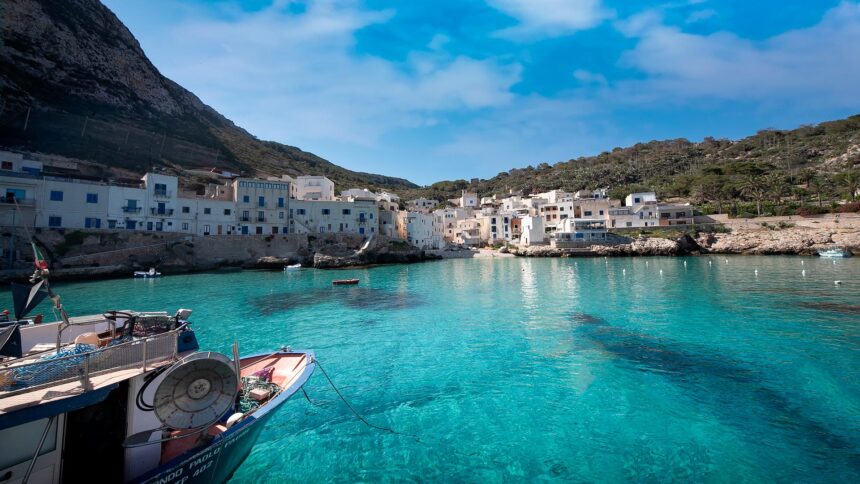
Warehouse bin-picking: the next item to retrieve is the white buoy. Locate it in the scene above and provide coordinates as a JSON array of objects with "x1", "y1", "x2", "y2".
[
  {"x1": 801, "y1": 260, "x2": 805, "y2": 266},
  {"x1": 833, "y1": 260, "x2": 836, "y2": 265},
  {"x1": 802, "y1": 269, "x2": 806, "y2": 277},
  {"x1": 659, "y1": 269, "x2": 663, "y2": 276},
  {"x1": 725, "y1": 258, "x2": 729, "y2": 264},
  {"x1": 709, "y1": 260, "x2": 712, "y2": 267},
  {"x1": 622, "y1": 269, "x2": 626, "y2": 275},
  {"x1": 684, "y1": 261, "x2": 688, "y2": 268},
  {"x1": 646, "y1": 261, "x2": 649, "y2": 267}
]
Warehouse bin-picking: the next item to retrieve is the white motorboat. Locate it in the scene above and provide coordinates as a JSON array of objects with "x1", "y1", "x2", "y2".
[
  {"x1": 284, "y1": 264, "x2": 302, "y2": 270},
  {"x1": 134, "y1": 268, "x2": 161, "y2": 278},
  {"x1": 817, "y1": 247, "x2": 852, "y2": 258}
]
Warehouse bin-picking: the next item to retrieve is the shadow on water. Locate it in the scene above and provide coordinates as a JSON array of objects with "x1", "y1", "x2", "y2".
[
  {"x1": 570, "y1": 312, "x2": 858, "y2": 461},
  {"x1": 251, "y1": 287, "x2": 423, "y2": 315},
  {"x1": 796, "y1": 301, "x2": 860, "y2": 315}
]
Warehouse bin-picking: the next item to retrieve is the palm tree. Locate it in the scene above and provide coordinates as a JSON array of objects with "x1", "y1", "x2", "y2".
[
  {"x1": 740, "y1": 175, "x2": 767, "y2": 216},
  {"x1": 836, "y1": 169, "x2": 859, "y2": 201},
  {"x1": 808, "y1": 177, "x2": 826, "y2": 207}
]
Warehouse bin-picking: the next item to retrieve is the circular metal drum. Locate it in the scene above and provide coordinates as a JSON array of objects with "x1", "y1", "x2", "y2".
[{"x1": 153, "y1": 351, "x2": 238, "y2": 429}]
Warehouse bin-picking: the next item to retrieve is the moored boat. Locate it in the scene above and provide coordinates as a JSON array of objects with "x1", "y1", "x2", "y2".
[
  {"x1": 284, "y1": 264, "x2": 302, "y2": 271},
  {"x1": 332, "y1": 279, "x2": 359, "y2": 286},
  {"x1": 0, "y1": 242, "x2": 315, "y2": 483},
  {"x1": 817, "y1": 247, "x2": 852, "y2": 258},
  {"x1": 134, "y1": 268, "x2": 162, "y2": 278}
]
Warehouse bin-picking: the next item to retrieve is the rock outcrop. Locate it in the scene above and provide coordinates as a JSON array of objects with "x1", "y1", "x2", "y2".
[{"x1": 697, "y1": 227, "x2": 860, "y2": 255}]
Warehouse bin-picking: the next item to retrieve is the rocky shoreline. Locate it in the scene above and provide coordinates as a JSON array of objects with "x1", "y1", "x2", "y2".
[
  {"x1": 511, "y1": 225, "x2": 860, "y2": 258},
  {"x1": 1, "y1": 224, "x2": 856, "y2": 283}
]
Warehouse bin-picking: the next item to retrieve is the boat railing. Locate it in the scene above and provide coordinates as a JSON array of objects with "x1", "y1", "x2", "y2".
[{"x1": 0, "y1": 328, "x2": 180, "y2": 402}]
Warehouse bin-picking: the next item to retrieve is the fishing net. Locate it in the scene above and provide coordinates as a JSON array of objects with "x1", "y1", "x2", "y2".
[
  {"x1": 237, "y1": 367, "x2": 281, "y2": 413},
  {"x1": 1, "y1": 343, "x2": 97, "y2": 390}
]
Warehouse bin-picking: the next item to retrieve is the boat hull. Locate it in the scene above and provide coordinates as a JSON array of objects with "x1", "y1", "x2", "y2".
[{"x1": 134, "y1": 350, "x2": 315, "y2": 484}]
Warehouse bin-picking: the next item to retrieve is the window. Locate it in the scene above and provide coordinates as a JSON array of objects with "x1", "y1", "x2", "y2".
[
  {"x1": 626, "y1": 222, "x2": 632, "y2": 227},
  {"x1": 84, "y1": 217, "x2": 101, "y2": 228},
  {"x1": 1, "y1": 161, "x2": 12, "y2": 170},
  {"x1": 243, "y1": 195, "x2": 250, "y2": 203},
  {"x1": 370, "y1": 213, "x2": 374, "y2": 219},
  {"x1": 322, "y1": 209, "x2": 330, "y2": 215},
  {"x1": 634, "y1": 197, "x2": 641, "y2": 204},
  {"x1": 86, "y1": 193, "x2": 98, "y2": 203},
  {"x1": 278, "y1": 197, "x2": 285, "y2": 208},
  {"x1": 199, "y1": 207, "x2": 209, "y2": 215},
  {"x1": 48, "y1": 216, "x2": 62, "y2": 227},
  {"x1": 224, "y1": 209, "x2": 231, "y2": 216},
  {"x1": 108, "y1": 220, "x2": 117, "y2": 229},
  {"x1": 127, "y1": 221, "x2": 137, "y2": 230},
  {"x1": 182, "y1": 206, "x2": 190, "y2": 214},
  {"x1": 258, "y1": 196, "x2": 265, "y2": 207},
  {"x1": 584, "y1": 211, "x2": 592, "y2": 217},
  {"x1": 599, "y1": 210, "x2": 604, "y2": 215},
  {"x1": 154, "y1": 183, "x2": 167, "y2": 196},
  {"x1": 256, "y1": 226, "x2": 263, "y2": 235},
  {"x1": 296, "y1": 209, "x2": 306, "y2": 215},
  {"x1": 50, "y1": 190, "x2": 63, "y2": 201},
  {"x1": 203, "y1": 224, "x2": 211, "y2": 235},
  {"x1": 271, "y1": 227, "x2": 278, "y2": 234},
  {"x1": 283, "y1": 227, "x2": 289, "y2": 234},
  {"x1": 279, "y1": 212, "x2": 284, "y2": 219},
  {"x1": 147, "y1": 222, "x2": 153, "y2": 230},
  {"x1": 342, "y1": 209, "x2": 351, "y2": 215},
  {"x1": 182, "y1": 222, "x2": 189, "y2": 230}
]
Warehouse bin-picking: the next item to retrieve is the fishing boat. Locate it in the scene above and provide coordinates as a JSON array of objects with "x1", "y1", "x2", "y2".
[
  {"x1": 283, "y1": 264, "x2": 302, "y2": 271},
  {"x1": 817, "y1": 247, "x2": 852, "y2": 258},
  {"x1": 0, "y1": 242, "x2": 315, "y2": 483},
  {"x1": 134, "y1": 268, "x2": 162, "y2": 278},
  {"x1": 332, "y1": 279, "x2": 359, "y2": 286}
]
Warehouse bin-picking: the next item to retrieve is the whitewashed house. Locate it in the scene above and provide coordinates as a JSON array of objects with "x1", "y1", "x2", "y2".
[
  {"x1": 290, "y1": 199, "x2": 378, "y2": 236},
  {"x1": 519, "y1": 215, "x2": 545, "y2": 246}
]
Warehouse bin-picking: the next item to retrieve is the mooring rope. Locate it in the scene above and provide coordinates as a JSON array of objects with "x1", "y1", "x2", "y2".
[{"x1": 307, "y1": 359, "x2": 511, "y2": 465}]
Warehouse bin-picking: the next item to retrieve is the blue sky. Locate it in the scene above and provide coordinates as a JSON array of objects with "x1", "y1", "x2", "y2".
[{"x1": 103, "y1": 0, "x2": 860, "y2": 185}]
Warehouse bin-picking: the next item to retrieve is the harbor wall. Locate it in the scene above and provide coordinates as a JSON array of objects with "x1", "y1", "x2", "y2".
[{"x1": 0, "y1": 227, "x2": 430, "y2": 281}]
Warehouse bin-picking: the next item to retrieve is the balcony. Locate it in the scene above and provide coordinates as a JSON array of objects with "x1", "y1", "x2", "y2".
[
  {"x1": 256, "y1": 216, "x2": 266, "y2": 223},
  {"x1": 240, "y1": 216, "x2": 251, "y2": 222},
  {"x1": 122, "y1": 206, "x2": 142, "y2": 213},
  {"x1": 150, "y1": 208, "x2": 175, "y2": 216},
  {"x1": 153, "y1": 190, "x2": 171, "y2": 199}
]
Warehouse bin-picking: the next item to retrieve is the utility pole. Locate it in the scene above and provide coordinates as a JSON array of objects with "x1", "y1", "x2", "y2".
[{"x1": 23, "y1": 106, "x2": 31, "y2": 132}]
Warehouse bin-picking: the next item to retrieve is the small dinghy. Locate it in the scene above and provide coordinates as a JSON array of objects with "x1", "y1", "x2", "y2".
[
  {"x1": 134, "y1": 268, "x2": 162, "y2": 278},
  {"x1": 284, "y1": 263, "x2": 302, "y2": 270},
  {"x1": 332, "y1": 279, "x2": 359, "y2": 286},
  {"x1": 818, "y1": 247, "x2": 852, "y2": 258}
]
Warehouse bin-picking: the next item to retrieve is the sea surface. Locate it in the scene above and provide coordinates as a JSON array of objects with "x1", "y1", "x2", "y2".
[{"x1": 7, "y1": 256, "x2": 860, "y2": 482}]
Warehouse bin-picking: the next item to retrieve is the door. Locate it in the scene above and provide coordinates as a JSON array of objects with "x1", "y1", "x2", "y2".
[
  {"x1": 241, "y1": 226, "x2": 249, "y2": 235},
  {"x1": 157, "y1": 202, "x2": 165, "y2": 215},
  {"x1": 217, "y1": 225, "x2": 223, "y2": 235}
]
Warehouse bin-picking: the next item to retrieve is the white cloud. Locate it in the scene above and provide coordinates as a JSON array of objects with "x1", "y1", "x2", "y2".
[
  {"x1": 573, "y1": 69, "x2": 608, "y2": 86},
  {"x1": 487, "y1": 0, "x2": 613, "y2": 38},
  {"x1": 613, "y1": 2, "x2": 860, "y2": 108},
  {"x1": 159, "y1": 0, "x2": 521, "y2": 148},
  {"x1": 686, "y1": 9, "x2": 717, "y2": 24}
]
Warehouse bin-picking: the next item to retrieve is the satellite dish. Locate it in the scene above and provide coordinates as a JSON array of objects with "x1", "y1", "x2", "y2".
[{"x1": 152, "y1": 351, "x2": 238, "y2": 430}]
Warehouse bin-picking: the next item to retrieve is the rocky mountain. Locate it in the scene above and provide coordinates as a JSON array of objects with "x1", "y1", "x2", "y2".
[{"x1": 0, "y1": 0, "x2": 416, "y2": 190}]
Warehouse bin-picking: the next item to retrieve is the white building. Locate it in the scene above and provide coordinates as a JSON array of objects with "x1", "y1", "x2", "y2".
[
  {"x1": 395, "y1": 211, "x2": 442, "y2": 249},
  {"x1": 625, "y1": 192, "x2": 657, "y2": 206},
  {"x1": 376, "y1": 191, "x2": 400, "y2": 211},
  {"x1": 407, "y1": 198, "x2": 438, "y2": 212},
  {"x1": 552, "y1": 218, "x2": 608, "y2": 247},
  {"x1": 290, "y1": 199, "x2": 378, "y2": 236},
  {"x1": 519, "y1": 215, "x2": 545, "y2": 246},
  {"x1": 233, "y1": 178, "x2": 291, "y2": 235},
  {"x1": 341, "y1": 188, "x2": 377, "y2": 201},
  {"x1": 293, "y1": 175, "x2": 335, "y2": 201},
  {"x1": 458, "y1": 190, "x2": 478, "y2": 209},
  {"x1": 433, "y1": 207, "x2": 472, "y2": 242}
]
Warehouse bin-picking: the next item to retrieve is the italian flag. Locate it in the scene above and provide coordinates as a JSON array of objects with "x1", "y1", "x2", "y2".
[{"x1": 31, "y1": 242, "x2": 48, "y2": 270}]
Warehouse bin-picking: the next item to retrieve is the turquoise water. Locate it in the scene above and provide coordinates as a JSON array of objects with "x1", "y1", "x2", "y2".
[{"x1": 6, "y1": 256, "x2": 860, "y2": 482}]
